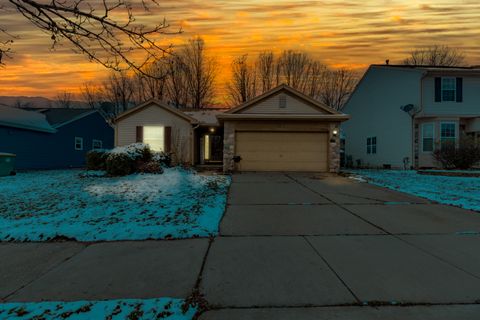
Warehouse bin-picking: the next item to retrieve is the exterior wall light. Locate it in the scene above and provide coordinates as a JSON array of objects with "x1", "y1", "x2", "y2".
[
  {"x1": 209, "y1": 127, "x2": 216, "y2": 133},
  {"x1": 332, "y1": 129, "x2": 338, "y2": 136}
]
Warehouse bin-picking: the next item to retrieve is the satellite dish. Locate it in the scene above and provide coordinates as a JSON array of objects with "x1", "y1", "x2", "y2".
[{"x1": 400, "y1": 104, "x2": 414, "y2": 113}]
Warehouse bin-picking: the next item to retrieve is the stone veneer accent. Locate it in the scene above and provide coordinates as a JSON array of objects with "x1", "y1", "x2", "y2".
[
  {"x1": 222, "y1": 121, "x2": 236, "y2": 173},
  {"x1": 328, "y1": 122, "x2": 341, "y2": 173}
]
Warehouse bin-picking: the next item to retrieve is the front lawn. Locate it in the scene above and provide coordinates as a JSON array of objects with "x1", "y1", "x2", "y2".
[
  {"x1": 348, "y1": 170, "x2": 479, "y2": 212},
  {"x1": 0, "y1": 168, "x2": 230, "y2": 241}
]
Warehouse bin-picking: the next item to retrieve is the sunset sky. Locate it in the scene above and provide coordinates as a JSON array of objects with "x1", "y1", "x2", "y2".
[{"x1": 1, "y1": 0, "x2": 479, "y2": 101}]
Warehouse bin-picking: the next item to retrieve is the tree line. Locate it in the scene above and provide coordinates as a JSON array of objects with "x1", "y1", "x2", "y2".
[{"x1": 78, "y1": 39, "x2": 359, "y2": 118}]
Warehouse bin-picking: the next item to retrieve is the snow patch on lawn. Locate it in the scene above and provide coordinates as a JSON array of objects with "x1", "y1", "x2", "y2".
[
  {"x1": 349, "y1": 170, "x2": 480, "y2": 212},
  {"x1": 0, "y1": 298, "x2": 195, "y2": 320},
  {"x1": 0, "y1": 168, "x2": 230, "y2": 241}
]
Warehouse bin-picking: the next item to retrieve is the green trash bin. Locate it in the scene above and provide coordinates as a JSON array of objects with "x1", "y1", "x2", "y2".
[{"x1": 0, "y1": 153, "x2": 16, "y2": 177}]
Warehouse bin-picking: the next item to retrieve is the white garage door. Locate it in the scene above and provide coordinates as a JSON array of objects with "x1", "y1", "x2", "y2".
[{"x1": 235, "y1": 131, "x2": 328, "y2": 172}]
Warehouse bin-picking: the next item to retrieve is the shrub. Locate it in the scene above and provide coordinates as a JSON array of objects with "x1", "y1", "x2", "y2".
[
  {"x1": 108, "y1": 143, "x2": 153, "y2": 162},
  {"x1": 105, "y1": 153, "x2": 134, "y2": 176},
  {"x1": 152, "y1": 152, "x2": 172, "y2": 167},
  {"x1": 86, "y1": 150, "x2": 108, "y2": 170},
  {"x1": 137, "y1": 161, "x2": 164, "y2": 174},
  {"x1": 433, "y1": 136, "x2": 480, "y2": 169}
]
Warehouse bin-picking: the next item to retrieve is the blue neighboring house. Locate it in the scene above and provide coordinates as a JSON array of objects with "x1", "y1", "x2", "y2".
[{"x1": 0, "y1": 106, "x2": 114, "y2": 169}]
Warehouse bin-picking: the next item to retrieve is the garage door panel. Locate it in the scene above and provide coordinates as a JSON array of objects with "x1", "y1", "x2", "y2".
[{"x1": 236, "y1": 131, "x2": 328, "y2": 172}]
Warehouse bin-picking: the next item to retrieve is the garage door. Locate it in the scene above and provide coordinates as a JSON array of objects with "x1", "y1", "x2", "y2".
[{"x1": 235, "y1": 131, "x2": 328, "y2": 172}]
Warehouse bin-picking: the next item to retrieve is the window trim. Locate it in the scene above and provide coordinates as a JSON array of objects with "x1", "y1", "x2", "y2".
[
  {"x1": 440, "y1": 121, "x2": 457, "y2": 148},
  {"x1": 74, "y1": 137, "x2": 84, "y2": 151},
  {"x1": 441, "y1": 77, "x2": 456, "y2": 102},
  {"x1": 92, "y1": 139, "x2": 103, "y2": 150},
  {"x1": 421, "y1": 122, "x2": 435, "y2": 153}
]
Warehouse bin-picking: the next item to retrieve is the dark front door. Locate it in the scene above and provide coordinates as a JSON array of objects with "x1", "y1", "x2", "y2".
[{"x1": 209, "y1": 135, "x2": 223, "y2": 162}]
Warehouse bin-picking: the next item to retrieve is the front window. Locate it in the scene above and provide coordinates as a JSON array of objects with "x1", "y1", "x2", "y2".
[
  {"x1": 92, "y1": 139, "x2": 103, "y2": 150},
  {"x1": 143, "y1": 126, "x2": 165, "y2": 151},
  {"x1": 441, "y1": 77, "x2": 456, "y2": 101},
  {"x1": 421, "y1": 123, "x2": 435, "y2": 152},
  {"x1": 440, "y1": 122, "x2": 456, "y2": 149},
  {"x1": 75, "y1": 137, "x2": 83, "y2": 150},
  {"x1": 367, "y1": 136, "x2": 377, "y2": 154}
]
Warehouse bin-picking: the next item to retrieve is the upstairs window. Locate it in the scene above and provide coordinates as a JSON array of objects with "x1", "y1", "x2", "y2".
[
  {"x1": 440, "y1": 122, "x2": 456, "y2": 149},
  {"x1": 75, "y1": 137, "x2": 83, "y2": 150},
  {"x1": 367, "y1": 137, "x2": 377, "y2": 154},
  {"x1": 441, "y1": 77, "x2": 456, "y2": 101}
]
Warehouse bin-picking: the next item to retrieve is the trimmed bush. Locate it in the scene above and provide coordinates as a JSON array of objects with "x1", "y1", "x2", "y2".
[
  {"x1": 153, "y1": 152, "x2": 172, "y2": 167},
  {"x1": 137, "y1": 161, "x2": 164, "y2": 174},
  {"x1": 86, "y1": 150, "x2": 108, "y2": 170},
  {"x1": 433, "y1": 136, "x2": 480, "y2": 169},
  {"x1": 105, "y1": 153, "x2": 134, "y2": 176}
]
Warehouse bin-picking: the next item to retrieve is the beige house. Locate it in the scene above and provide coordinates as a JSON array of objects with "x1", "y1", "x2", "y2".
[{"x1": 114, "y1": 84, "x2": 350, "y2": 173}]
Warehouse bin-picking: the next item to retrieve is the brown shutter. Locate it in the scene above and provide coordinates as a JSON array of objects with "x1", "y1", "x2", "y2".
[
  {"x1": 164, "y1": 126, "x2": 172, "y2": 153},
  {"x1": 136, "y1": 126, "x2": 143, "y2": 142}
]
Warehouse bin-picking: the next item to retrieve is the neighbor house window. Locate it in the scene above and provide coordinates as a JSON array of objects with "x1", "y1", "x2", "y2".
[
  {"x1": 421, "y1": 123, "x2": 435, "y2": 152},
  {"x1": 75, "y1": 137, "x2": 83, "y2": 150},
  {"x1": 367, "y1": 137, "x2": 377, "y2": 154},
  {"x1": 143, "y1": 126, "x2": 165, "y2": 151},
  {"x1": 92, "y1": 139, "x2": 103, "y2": 150},
  {"x1": 441, "y1": 77, "x2": 456, "y2": 101},
  {"x1": 440, "y1": 122, "x2": 456, "y2": 149}
]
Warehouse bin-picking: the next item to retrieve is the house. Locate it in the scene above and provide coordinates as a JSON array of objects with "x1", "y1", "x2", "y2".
[
  {"x1": 114, "y1": 84, "x2": 350, "y2": 172},
  {"x1": 0, "y1": 106, "x2": 114, "y2": 169},
  {"x1": 342, "y1": 65, "x2": 480, "y2": 169}
]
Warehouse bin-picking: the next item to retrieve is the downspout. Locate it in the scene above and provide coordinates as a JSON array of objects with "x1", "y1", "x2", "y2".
[{"x1": 413, "y1": 71, "x2": 428, "y2": 169}]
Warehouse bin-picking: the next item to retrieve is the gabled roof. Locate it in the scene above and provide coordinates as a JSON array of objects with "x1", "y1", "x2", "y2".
[
  {"x1": 114, "y1": 99, "x2": 199, "y2": 124},
  {"x1": 224, "y1": 84, "x2": 343, "y2": 115},
  {"x1": 0, "y1": 106, "x2": 56, "y2": 133},
  {"x1": 40, "y1": 108, "x2": 98, "y2": 128}
]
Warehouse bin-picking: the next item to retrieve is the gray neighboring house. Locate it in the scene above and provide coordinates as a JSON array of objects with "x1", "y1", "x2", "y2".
[{"x1": 342, "y1": 64, "x2": 480, "y2": 169}]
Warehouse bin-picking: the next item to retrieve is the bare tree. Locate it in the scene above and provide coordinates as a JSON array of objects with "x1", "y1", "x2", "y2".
[
  {"x1": 256, "y1": 51, "x2": 275, "y2": 93},
  {"x1": 402, "y1": 45, "x2": 466, "y2": 67},
  {"x1": 165, "y1": 55, "x2": 189, "y2": 108},
  {"x1": 138, "y1": 60, "x2": 169, "y2": 101},
  {"x1": 277, "y1": 50, "x2": 311, "y2": 90},
  {"x1": 81, "y1": 82, "x2": 103, "y2": 109},
  {"x1": 181, "y1": 37, "x2": 217, "y2": 109},
  {"x1": 227, "y1": 54, "x2": 257, "y2": 104},
  {"x1": 101, "y1": 71, "x2": 135, "y2": 115},
  {"x1": 320, "y1": 68, "x2": 357, "y2": 111},
  {"x1": 1, "y1": 1, "x2": 179, "y2": 74},
  {"x1": 56, "y1": 90, "x2": 73, "y2": 108}
]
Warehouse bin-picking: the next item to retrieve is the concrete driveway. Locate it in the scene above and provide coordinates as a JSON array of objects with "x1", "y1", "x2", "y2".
[{"x1": 2, "y1": 172, "x2": 480, "y2": 319}]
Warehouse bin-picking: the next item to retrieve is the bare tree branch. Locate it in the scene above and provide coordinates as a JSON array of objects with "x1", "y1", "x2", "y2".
[
  {"x1": 402, "y1": 45, "x2": 466, "y2": 67},
  {"x1": 3, "y1": 0, "x2": 180, "y2": 75}
]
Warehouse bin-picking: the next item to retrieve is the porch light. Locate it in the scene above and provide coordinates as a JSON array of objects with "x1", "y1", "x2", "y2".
[
  {"x1": 209, "y1": 127, "x2": 216, "y2": 133},
  {"x1": 332, "y1": 129, "x2": 338, "y2": 136}
]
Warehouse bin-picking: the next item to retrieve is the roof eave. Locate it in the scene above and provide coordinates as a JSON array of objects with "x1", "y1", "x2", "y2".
[
  {"x1": 216, "y1": 114, "x2": 350, "y2": 121},
  {"x1": 0, "y1": 120, "x2": 57, "y2": 133}
]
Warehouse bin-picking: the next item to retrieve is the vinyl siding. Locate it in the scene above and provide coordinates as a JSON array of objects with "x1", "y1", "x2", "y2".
[
  {"x1": 0, "y1": 112, "x2": 113, "y2": 169},
  {"x1": 240, "y1": 92, "x2": 325, "y2": 114},
  {"x1": 342, "y1": 67, "x2": 421, "y2": 168},
  {"x1": 115, "y1": 104, "x2": 193, "y2": 164},
  {"x1": 422, "y1": 76, "x2": 480, "y2": 116}
]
